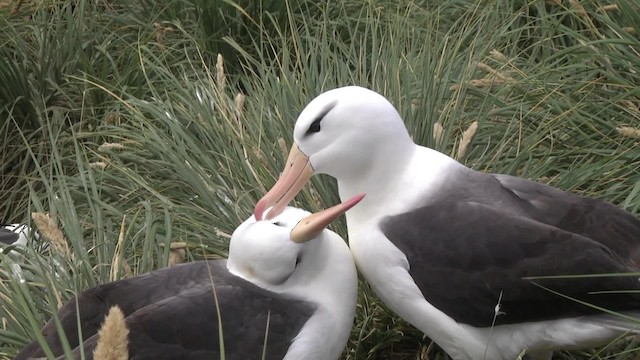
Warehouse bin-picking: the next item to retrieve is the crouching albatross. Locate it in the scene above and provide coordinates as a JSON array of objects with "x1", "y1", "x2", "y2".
[
  {"x1": 1, "y1": 224, "x2": 35, "y2": 248},
  {"x1": 15, "y1": 196, "x2": 363, "y2": 360},
  {"x1": 254, "y1": 86, "x2": 640, "y2": 360}
]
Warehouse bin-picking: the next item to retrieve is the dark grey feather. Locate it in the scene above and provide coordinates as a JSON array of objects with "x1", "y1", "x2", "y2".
[
  {"x1": 14, "y1": 260, "x2": 317, "y2": 360},
  {"x1": 0, "y1": 226, "x2": 19, "y2": 245},
  {"x1": 380, "y1": 170, "x2": 640, "y2": 327}
]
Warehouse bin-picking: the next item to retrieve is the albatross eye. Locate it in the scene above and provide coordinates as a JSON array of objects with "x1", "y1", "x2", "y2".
[
  {"x1": 306, "y1": 118, "x2": 322, "y2": 135},
  {"x1": 273, "y1": 221, "x2": 284, "y2": 227},
  {"x1": 304, "y1": 101, "x2": 337, "y2": 136}
]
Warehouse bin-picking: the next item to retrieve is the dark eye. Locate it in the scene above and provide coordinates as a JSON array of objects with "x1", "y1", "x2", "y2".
[
  {"x1": 273, "y1": 221, "x2": 283, "y2": 226},
  {"x1": 304, "y1": 101, "x2": 337, "y2": 136},
  {"x1": 295, "y1": 256, "x2": 301, "y2": 267},
  {"x1": 306, "y1": 118, "x2": 322, "y2": 135}
]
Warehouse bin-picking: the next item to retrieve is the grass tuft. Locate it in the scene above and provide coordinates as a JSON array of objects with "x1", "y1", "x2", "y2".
[
  {"x1": 1, "y1": 0, "x2": 639, "y2": 359},
  {"x1": 93, "y1": 306, "x2": 129, "y2": 360}
]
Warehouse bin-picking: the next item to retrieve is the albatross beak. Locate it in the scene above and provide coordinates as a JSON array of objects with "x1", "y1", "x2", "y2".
[
  {"x1": 290, "y1": 193, "x2": 366, "y2": 243},
  {"x1": 255, "y1": 144, "x2": 314, "y2": 220}
]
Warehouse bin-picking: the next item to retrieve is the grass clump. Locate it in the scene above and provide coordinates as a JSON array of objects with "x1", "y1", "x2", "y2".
[{"x1": 1, "y1": 0, "x2": 639, "y2": 359}]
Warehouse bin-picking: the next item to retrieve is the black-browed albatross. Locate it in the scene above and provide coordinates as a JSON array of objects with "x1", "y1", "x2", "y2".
[
  {"x1": 15, "y1": 196, "x2": 363, "y2": 360},
  {"x1": 0, "y1": 224, "x2": 33, "y2": 248},
  {"x1": 254, "y1": 86, "x2": 640, "y2": 360}
]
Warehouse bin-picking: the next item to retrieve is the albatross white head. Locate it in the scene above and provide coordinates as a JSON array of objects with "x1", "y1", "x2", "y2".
[
  {"x1": 229, "y1": 194, "x2": 364, "y2": 360},
  {"x1": 254, "y1": 86, "x2": 414, "y2": 220},
  {"x1": 229, "y1": 194, "x2": 364, "y2": 287}
]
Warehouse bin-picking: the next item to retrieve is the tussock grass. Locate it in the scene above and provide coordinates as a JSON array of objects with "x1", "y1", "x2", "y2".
[
  {"x1": 93, "y1": 306, "x2": 129, "y2": 360},
  {"x1": 1, "y1": 0, "x2": 639, "y2": 359}
]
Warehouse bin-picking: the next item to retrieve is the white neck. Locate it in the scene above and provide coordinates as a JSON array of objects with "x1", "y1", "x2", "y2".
[
  {"x1": 339, "y1": 144, "x2": 464, "y2": 222},
  {"x1": 280, "y1": 233, "x2": 358, "y2": 360},
  {"x1": 337, "y1": 144, "x2": 473, "y2": 355}
]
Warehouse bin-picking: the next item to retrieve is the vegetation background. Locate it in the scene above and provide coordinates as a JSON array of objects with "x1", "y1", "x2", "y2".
[{"x1": 1, "y1": 0, "x2": 639, "y2": 359}]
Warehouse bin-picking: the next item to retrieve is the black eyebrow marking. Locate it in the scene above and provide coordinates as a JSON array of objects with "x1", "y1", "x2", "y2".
[{"x1": 304, "y1": 101, "x2": 337, "y2": 136}]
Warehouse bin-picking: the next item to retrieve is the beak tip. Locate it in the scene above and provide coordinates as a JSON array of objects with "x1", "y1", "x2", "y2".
[
  {"x1": 254, "y1": 201, "x2": 265, "y2": 221},
  {"x1": 344, "y1": 193, "x2": 366, "y2": 210}
]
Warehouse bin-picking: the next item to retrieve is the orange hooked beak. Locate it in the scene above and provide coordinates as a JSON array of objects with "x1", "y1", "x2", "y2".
[
  {"x1": 289, "y1": 193, "x2": 366, "y2": 243},
  {"x1": 255, "y1": 144, "x2": 315, "y2": 220}
]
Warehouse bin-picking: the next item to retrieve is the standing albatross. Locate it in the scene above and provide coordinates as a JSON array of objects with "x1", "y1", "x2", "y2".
[
  {"x1": 15, "y1": 196, "x2": 363, "y2": 360},
  {"x1": 254, "y1": 86, "x2": 640, "y2": 360}
]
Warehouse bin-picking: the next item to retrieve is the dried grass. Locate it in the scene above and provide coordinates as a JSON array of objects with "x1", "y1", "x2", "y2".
[
  {"x1": 31, "y1": 212, "x2": 72, "y2": 258},
  {"x1": 93, "y1": 306, "x2": 129, "y2": 360},
  {"x1": 456, "y1": 121, "x2": 478, "y2": 160}
]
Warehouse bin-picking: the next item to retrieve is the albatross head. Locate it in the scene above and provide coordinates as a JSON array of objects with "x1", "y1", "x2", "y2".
[
  {"x1": 255, "y1": 86, "x2": 412, "y2": 220},
  {"x1": 229, "y1": 194, "x2": 364, "y2": 287}
]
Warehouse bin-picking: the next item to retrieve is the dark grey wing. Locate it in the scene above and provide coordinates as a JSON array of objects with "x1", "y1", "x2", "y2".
[
  {"x1": 0, "y1": 226, "x2": 19, "y2": 245},
  {"x1": 14, "y1": 260, "x2": 235, "y2": 359},
  {"x1": 68, "y1": 278, "x2": 317, "y2": 360},
  {"x1": 493, "y1": 174, "x2": 640, "y2": 264},
  {"x1": 380, "y1": 200, "x2": 640, "y2": 327}
]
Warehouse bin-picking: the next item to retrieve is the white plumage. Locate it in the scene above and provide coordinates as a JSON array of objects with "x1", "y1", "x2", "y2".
[{"x1": 255, "y1": 86, "x2": 640, "y2": 360}]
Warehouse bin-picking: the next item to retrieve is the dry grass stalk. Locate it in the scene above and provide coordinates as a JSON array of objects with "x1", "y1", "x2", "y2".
[
  {"x1": 569, "y1": 0, "x2": 588, "y2": 18},
  {"x1": 215, "y1": 228, "x2": 231, "y2": 239},
  {"x1": 600, "y1": 4, "x2": 618, "y2": 11},
  {"x1": 278, "y1": 138, "x2": 288, "y2": 157},
  {"x1": 417, "y1": 340, "x2": 435, "y2": 360},
  {"x1": 617, "y1": 126, "x2": 640, "y2": 139},
  {"x1": 489, "y1": 49, "x2": 507, "y2": 63},
  {"x1": 90, "y1": 162, "x2": 107, "y2": 170},
  {"x1": 578, "y1": 39, "x2": 612, "y2": 66},
  {"x1": 93, "y1": 306, "x2": 129, "y2": 360},
  {"x1": 623, "y1": 27, "x2": 636, "y2": 34},
  {"x1": 470, "y1": 78, "x2": 509, "y2": 87},
  {"x1": 169, "y1": 241, "x2": 187, "y2": 249},
  {"x1": 31, "y1": 212, "x2": 71, "y2": 258},
  {"x1": 234, "y1": 93, "x2": 245, "y2": 115},
  {"x1": 168, "y1": 249, "x2": 185, "y2": 266},
  {"x1": 456, "y1": 121, "x2": 479, "y2": 160},
  {"x1": 98, "y1": 142, "x2": 125, "y2": 152},
  {"x1": 570, "y1": 0, "x2": 603, "y2": 37},
  {"x1": 433, "y1": 122, "x2": 444, "y2": 146},
  {"x1": 538, "y1": 176, "x2": 552, "y2": 184},
  {"x1": 203, "y1": 253, "x2": 225, "y2": 260},
  {"x1": 104, "y1": 112, "x2": 120, "y2": 125},
  {"x1": 110, "y1": 216, "x2": 132, "y2": 281},
  {"x1": 477, "y1": 62, "x2": 513, "y2": 81},
  {"x1": 168, "y1": 242, "x2": 187, "y2": 266},
  {"x1": 450, "y1": 67, "x2": 515, "y2": 91},
  {"x1": 234, "y1": 93, "x2": 246, "y2": 135},
  {"x1": 410, "y1": 98, "x2": 421, "y2": 114},
  {"x1": 309, "y1": 187, "x2": 324, "y2": 210},
  {"x1": 216, "y1": 54, "x2": 226, "y2": 92},
  {"x1": 10, "y1": 0, "x2": 22, "y2": 15},
  {"x1": 621, "y1": 100, "x2": 639, "y2": 115},
  {"x1": 452, "y1": 77, "x2": 508, "y2": 90},
  {"x1": 153, "y1": 22, "x2": 174, "y2": 49}
]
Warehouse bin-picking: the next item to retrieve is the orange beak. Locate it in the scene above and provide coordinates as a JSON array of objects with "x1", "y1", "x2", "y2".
[
  {"x1": 290, "y1": 194, "x2": 365, "y2": 243},
  {"x1": 255, "y1": 144, "x2": 314, "y2": 220}
]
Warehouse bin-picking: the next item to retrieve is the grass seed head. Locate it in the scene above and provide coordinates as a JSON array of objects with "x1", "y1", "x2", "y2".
[
  {"x1": 216, "y1": 53, "x2": 226, "y2": 92},
  {"x1": 93, "y1": 306, "x2": 129, "y2": 360},
  {"x1": 617, "y1": 126, "x2": 640, "y2": 139},
  {"x1": 456, "y1": 121, "x2": 479, "y2": 160},
  {"x1": 98, "y1": 143, "x2": 125, "y2": 152},
  {"x1": 31, "y1": 212, "x2": 71, "y2": 258},
  {"x1": 433, "y1": 122, "x2": 444, "y2": 145}
]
